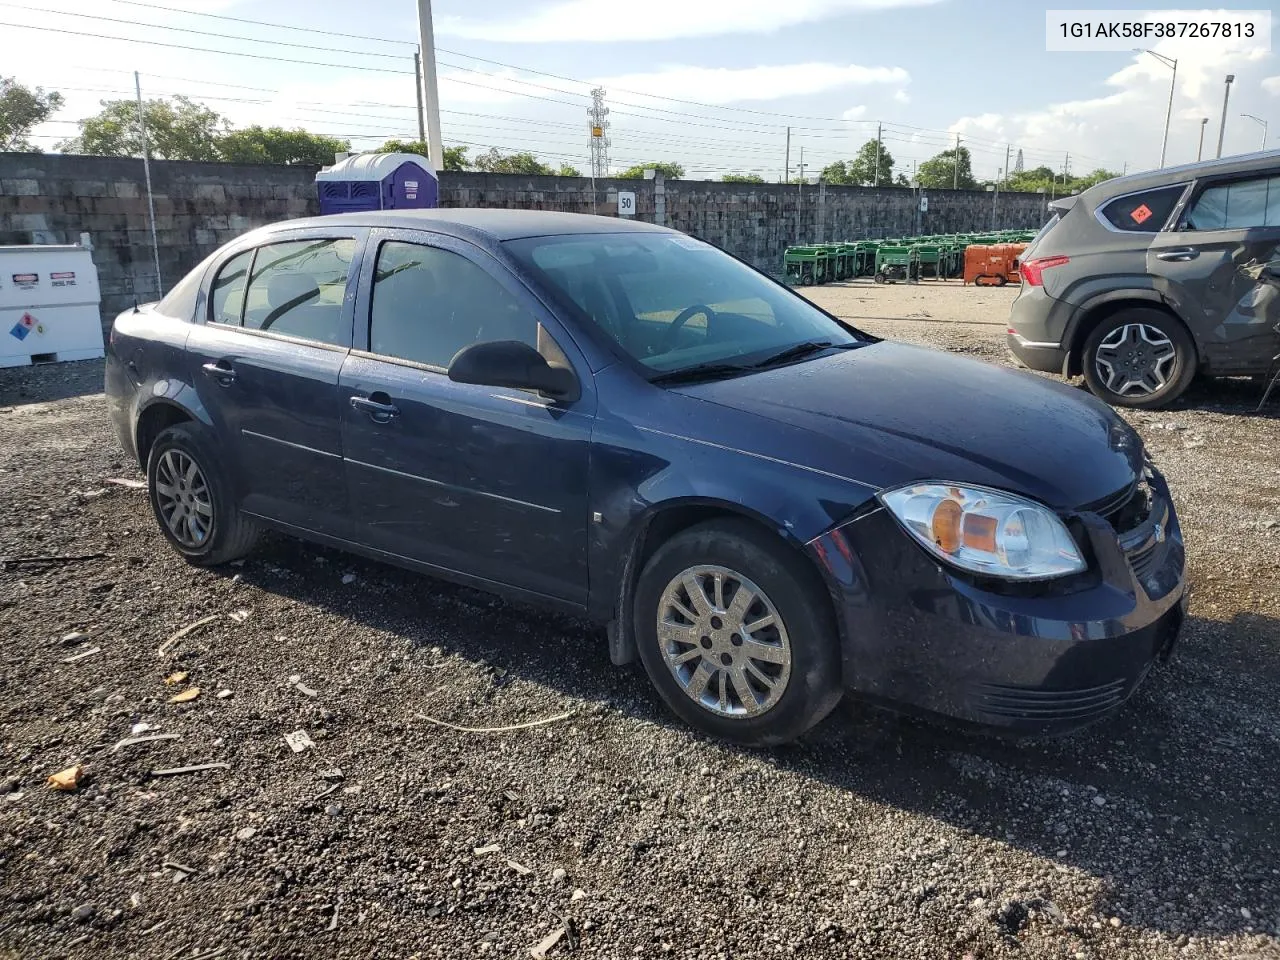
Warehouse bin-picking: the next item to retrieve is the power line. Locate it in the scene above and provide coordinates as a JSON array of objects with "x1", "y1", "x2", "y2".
[
  {"x1": 98, "y1": 0, "x2": 415, "y2": 46},
  {"x1": 2, "y1": 3, "x2": 411, "y2": 60},
  {"x1": 0, "y1": 22, "x2": 413, "y2": 74}
]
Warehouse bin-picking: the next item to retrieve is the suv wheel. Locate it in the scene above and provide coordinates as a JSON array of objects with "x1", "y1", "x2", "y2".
[
  {"x1": 633, "y1": 520, "x2": 842, "y2": 745},
  {"x1": 1081, "y1": 308, "x2": 1196, "y2": 409},
  {"x1": 147, "y1": 423, "x2": 260, "y2": 566}
]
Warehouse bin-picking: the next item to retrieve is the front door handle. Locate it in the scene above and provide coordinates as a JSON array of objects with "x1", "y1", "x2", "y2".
[
  {"x1": 201, "y1": 361, "x2": 236, "y2": 385},
  {"x1": 1156, "y1": 247, "x2": 1199, "y2": 262},
  {"x1": 350, "y1": 394, "x2": 399, "y2": 422}
]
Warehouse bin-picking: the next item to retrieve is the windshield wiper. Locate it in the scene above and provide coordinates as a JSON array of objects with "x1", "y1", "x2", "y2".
[
  {"x1": 650, "y1": 362, "x2": 754, "y2": 385},
  {"x1": 750, "y1": 340, "x2": 858, "y2": 369}
]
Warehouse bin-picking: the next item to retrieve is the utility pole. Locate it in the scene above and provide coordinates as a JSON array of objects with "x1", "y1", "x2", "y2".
[
  {"x1": 587, "y1": 87, "x2": 610, "y2": 179},
  {"x1": 1241, "y1": 113, "x2": 1268, "y2": 150},
  {"x1": 413, "y1": 49, "x2": 426, "y2": 146},
  {"x1": 1215, "y1": 74, "x2": 1234, "y2": 159},
  {"x1": 415, "y1": 0, "x2": 444, "y2": 171},
  {"x1": 1196, "y1": 118, "x2": 1208, "y2": 161},
  {"x1": 873, "y1": 122, "x2": 882, "y2": 186},
  {"x1": 953, "y1": 133, "x2": 960, "y2": 189},
  {"x1": 784, "y1": 126, "x2": 791, "y2": 183},
  {"x1": 1136, "y1": 50, "x2": 1177, "y2": 168},
  {"x1": 796, "y1": 146, "x2": 806, "y2": 244},
  {"x1": 134, "y1": 71, "x2": 161, "y2": 296},
  {"x1": 1003, "y1": 144, "x2": 1011, "y2": 189}
]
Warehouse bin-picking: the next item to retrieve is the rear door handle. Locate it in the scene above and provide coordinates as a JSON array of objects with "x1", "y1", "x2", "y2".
[
  {"x1": 201, "y1": 361, "x2": 236, "y2": 385},
  {"x1": 349, "y1": 394, "x2": 399, "y2": 422},
  {"x1": 1156, "y1": 248, "x2": 1199, "y2": 262}
]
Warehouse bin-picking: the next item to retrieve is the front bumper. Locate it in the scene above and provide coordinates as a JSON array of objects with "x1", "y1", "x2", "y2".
[{"x1": 808, "y1": 475, "x2": 1187, "y2": 734}]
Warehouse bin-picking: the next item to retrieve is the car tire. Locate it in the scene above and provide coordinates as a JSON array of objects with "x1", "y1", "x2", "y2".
[
  {"x1": 632, "y1": 519, "x2": 843, "y2": 746},
  {"x1": 147, "y1": 422, "x2": 260, "y2": 566},
  {"x1": 1081, "y1": 308, "x2": 1196, "y2": 410}
]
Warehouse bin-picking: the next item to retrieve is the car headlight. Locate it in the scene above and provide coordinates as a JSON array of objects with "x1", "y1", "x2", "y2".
[{"x1": 879, "y1": 483, "x2": 1086, "y2": 580}]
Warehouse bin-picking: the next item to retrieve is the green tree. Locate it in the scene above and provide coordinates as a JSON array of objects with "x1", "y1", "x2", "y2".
[
  {"x1": 374, "y1": 139, "x2": 471, "y2": 171},
  {"x1": 819, "y1": 160, "x2": 851, "y2": 184},
  {"x1": 847, "y1": 138, "x2": 896, "y2": 186},
  {"x1": 916, "y1": 145, "x2": 977, "y2": 189},
  {"x1": 557, "y1": 163, "x2": 582, "y2": 177},
  {"x1": 59, "y1": 96, "x2": 225, "y2": 160},
  {"x1": 473, "y1": 148, "x2": 557, "y2": 175},
  {"x1": 722, "y1": 172, "x2": 764, "y2": 183},
  {"x1": 616, "y1": 161, "x2": 684, "y2": 180},
  {"x1": 0, "y1": 77, "x2": 64, "y2": 152},
  {"x1": 218, "y1": 126, "x2": 349, "y2": 165}
]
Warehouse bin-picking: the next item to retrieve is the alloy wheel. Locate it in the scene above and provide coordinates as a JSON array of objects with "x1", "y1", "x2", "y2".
[
  {"x1": 656, "y1": 565, "x2": 792, "y2": 718},
  {"x1": 155, "y1": 448, "x2": 213, "y2": 548},
  {"x1": 1094, "y1": 323, "x2": 1177, "y2": 397}
]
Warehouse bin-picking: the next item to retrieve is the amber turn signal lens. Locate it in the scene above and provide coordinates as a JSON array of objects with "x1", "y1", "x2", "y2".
[
  {"x1": 962, "y1": 513, "x2": 998, "y2": 553},
  {"x1": 931, "y1": 499, "x2": 963, "y2": 553}
]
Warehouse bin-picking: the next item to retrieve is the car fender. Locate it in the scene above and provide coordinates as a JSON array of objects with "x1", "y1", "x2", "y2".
[
  {"x1": 1062, "y1": 282, "x2": 1189, "y2": 375},
  {"x1": 131, "y1": 378, "x2": 215, "y2": 464}
]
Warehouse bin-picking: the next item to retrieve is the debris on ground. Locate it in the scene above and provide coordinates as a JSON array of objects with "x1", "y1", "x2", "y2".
[
  {"x1": 157, "y1": 615, "x2": 220, "y2": 658},
  {"x1": 46, "y1": 765, "x2": 84, "y2": 791},
  {"x1": 529, "y1": 927, "x2": 565, "y2": 959},
  {"x1": 168, "y1": 687, "x2": 200, "y2": 703},
  {"x1": 104, "y1": 477, "x2": 147, "y2": 489},
  {"x1": 113, "y1": 733, "x2": 181, "y2": 751},
  {"x1": 473, "y1": 843, "x2": 501, "y2": 856},
  {"x1": 60, "y1": 630, "x2": 92, "y2": 645},
  {"x1": 61, "y1": 646, "x2": 101, "y2": 663},
  {"x1": 215, "y1": 689, "x2": 233, "y2": 699},
  {"x1": 163, "y1": 671, "x2": 189, "y2": 685},
  {"x1": 149, "y1": 762, "x2": 230, "y2": 777},
  {"x1": 228, "y1": 609, "x2": 250, "y2": 624},
  {"x1": 283, "y1": 730, "x2": 315, "y2": 753}
]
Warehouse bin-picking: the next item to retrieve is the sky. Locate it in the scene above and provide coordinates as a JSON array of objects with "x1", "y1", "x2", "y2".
[{"x1": 6, "y1": 0, "x2": 1279, "y2": 181}]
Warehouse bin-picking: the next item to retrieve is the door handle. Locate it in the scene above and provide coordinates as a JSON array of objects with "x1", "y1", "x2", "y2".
[
  {"x1": 349, "y1": 394, "x2": 399, "y2": 422},
  {"x1": 201, "y1": 361, "x2": 237, "y2": 385},
  {"x1": 1156, "y1": 248, "x2": 1199, "y2": 262}
]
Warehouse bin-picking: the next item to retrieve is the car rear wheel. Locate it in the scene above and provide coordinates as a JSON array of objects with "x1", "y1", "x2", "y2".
[
  {"x1": 1082, "y1": 308, "x2": 1196, "y2": 409},
  {"x1": 633, "y1": 520, "x2": 842, "y2": 745},
  {"x1": 147, "y1": 423, "x2": 260, "y2": 566}
]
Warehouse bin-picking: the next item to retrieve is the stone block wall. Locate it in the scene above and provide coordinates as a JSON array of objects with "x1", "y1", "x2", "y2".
[{"x1": 1, "y1": 153, "x2": 1053, "y2": 327}]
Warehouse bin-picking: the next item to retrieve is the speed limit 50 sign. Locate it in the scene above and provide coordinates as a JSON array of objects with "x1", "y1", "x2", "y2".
[{"x1": 617, "y1": 191, "x2": 636, "y2": 216}]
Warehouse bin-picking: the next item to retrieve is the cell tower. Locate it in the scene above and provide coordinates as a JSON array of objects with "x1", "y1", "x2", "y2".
[
  {"x1": 588, "y1": 87, "x2": 611, "y2": 178},
  {"x1": 1013, "y1": 148, "x2": 1024, "y2": 174}
]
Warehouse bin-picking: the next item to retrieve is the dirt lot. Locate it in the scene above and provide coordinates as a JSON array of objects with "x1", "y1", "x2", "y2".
[{"x1": 2, "y1": 281, "x2": 1279, "y2": 960}]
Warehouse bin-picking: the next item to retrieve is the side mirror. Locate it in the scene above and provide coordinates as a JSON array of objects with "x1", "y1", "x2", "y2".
[{"x1": 448, "y1": 340, "x2": 580, "y2": 402}]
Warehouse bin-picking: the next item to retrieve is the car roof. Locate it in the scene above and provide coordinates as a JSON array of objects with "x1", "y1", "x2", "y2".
[
  {"x1": 1085, "y1": 148, "x2": 1280, "y2": 204},
  {"x1": 266, "y1": 208, "x2": 676, "y2": 242}
]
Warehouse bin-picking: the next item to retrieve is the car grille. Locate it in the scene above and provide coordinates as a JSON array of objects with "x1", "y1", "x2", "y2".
[
  {"x1": 974, "y1": 678, "x2": 1128, "y2": 723},
  {"x1": 1084, "y1": 477, "x2": 1166, "y2": 581}
]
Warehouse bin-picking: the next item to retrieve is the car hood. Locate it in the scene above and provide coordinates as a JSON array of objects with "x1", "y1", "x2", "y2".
[{"x1": 675, "y1": 342, "x2": 1142, "y2": 510}]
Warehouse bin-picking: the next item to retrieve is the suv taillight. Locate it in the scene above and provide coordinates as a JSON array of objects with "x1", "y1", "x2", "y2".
[{"x1": 1021, "y1": 255, "x2": 1070, "y2": 287}]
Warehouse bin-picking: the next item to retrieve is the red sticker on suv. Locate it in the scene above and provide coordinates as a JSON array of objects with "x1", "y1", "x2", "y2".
[{"x1": 1130, "y1": 204, "x2": 1153, "y2": 225}]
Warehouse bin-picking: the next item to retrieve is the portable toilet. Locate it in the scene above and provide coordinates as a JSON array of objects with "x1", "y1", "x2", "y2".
[{"x1": 315, "y1": 152, "x2": 438, "y2": 215}]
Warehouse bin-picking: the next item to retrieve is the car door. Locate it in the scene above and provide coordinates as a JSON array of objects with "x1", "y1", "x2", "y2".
[
  {"x1": 186, "y1": 228, "x2": 366, "y2": 535},
  {"x1": 1148, "y1": 169, "x2": 1280, "y2": 376},
  {"x1": 339, "y1": 228, "x2": 593, "y2": 605}
]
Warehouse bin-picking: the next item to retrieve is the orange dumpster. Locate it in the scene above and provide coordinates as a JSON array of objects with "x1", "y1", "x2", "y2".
[{"x1": 964, "y1": 242, "x2": 1028, "y2": 286}]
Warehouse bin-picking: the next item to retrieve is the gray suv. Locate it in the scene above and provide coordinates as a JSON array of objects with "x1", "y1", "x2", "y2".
[{"x1": 1008, "y1": 150, "x2": 1280, "y2": 408}]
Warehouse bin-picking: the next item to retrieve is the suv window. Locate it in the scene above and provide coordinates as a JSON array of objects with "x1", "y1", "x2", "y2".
[
  {"x1": 1183, "y1": 175, "x2": 1280, "y2": 230},
  {"x1": 1099, "y1": 185, "x2": 1185, "y2": 233},
  {"x1": 241, "y1": 238, "x2": 354, "y2": 347},
  {"x1": 209, "y1": 249, "x2": 252, "y2": 326},
  {"x1": 369, "y1": 241, "x2": 538, "y2": 369}
]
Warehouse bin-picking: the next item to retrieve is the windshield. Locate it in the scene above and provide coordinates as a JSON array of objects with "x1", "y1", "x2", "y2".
[{"x1": 504, "y1": 233, "x2": 859, "y2": 375}]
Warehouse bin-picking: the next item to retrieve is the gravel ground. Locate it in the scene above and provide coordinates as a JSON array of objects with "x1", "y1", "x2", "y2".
[{"x1": 2, "y1": 283, "x2": 1279, "y2": 960}]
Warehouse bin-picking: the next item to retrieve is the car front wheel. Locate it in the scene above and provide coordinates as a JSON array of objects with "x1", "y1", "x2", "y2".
[
  {"x1": 147, "y1": 422, "x2": 260, "y2": 566},
  {"x1": 633, "y1": 520, "x2": 842, "y2": 745},
  {"x1": 1081, "y1": 308, "x2": 1196, "y2": 409}
]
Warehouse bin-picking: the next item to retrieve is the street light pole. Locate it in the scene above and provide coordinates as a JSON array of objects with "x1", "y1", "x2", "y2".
[
  {"x1": 1240, "y1": 113, "x2": 1268, "y2": 151},
  {"x1": 1215, "y1": 74, "x2": 1235, "y2": 159},
  {"x1": 1136, "y1": 49, "x2": 1177, "y2": 168},
  {"x1": 1196, "y1": 118, "x2": 1208, "y2": 161}
]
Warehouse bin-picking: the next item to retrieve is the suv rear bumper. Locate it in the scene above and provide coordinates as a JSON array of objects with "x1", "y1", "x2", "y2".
[{"x1": 1007, "y1": 332, "x2": 1066, "y2": 374}]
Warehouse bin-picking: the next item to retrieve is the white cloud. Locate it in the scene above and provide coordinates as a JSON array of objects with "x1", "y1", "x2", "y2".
[
  {"x1": 842, "y1": 105, "x2": 868, "y2": 120},
  {"x1": 893, "y1": 89, "x2": 911, "y2": 104},
  {"x1": 440, "y1": 0, "x2": 944, "y2": 43},
  {"x1": 596, "y1": 63, "x2": 908, "y2": 105},
  {"x1": 946, "y1": 21, "x2": 1275, "y2": 175}
]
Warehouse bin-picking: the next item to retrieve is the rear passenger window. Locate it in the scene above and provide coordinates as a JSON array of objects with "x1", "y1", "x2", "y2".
[
  {"x1": 209, "y1": 250, "x2": 252, "y2": 326},
  {"x1": 242, "y1": 238, "x2": 355, "y2": 347},
  {"x1": 369, "y1": 241, "x2": 538, "y2": 369},
  {"x1": 1184, "y1": 175, "x2": 1280, "y2": 230},
  {"x1": 1099, "y1": 186, "x2": 1185, "y2": 233}
]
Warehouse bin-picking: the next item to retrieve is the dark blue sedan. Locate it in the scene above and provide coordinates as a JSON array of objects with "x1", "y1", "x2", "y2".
[{"x1": 105, "y1": 210, "x2": 1187, "y2": 744}]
